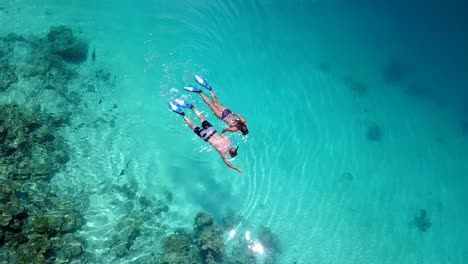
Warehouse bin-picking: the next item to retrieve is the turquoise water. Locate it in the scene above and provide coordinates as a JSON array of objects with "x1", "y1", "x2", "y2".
[{"x1": 2, "y1": 0, "x2": 468, "y2": 263}]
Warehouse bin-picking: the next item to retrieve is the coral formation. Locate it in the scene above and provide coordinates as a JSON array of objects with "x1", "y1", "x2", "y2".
[
  {"x1": 257, "y1": 226, "x2": 281, "y2": 252},
  {"x1": 105, "y1": 183, "x2": 169, "y2": 260},
  {"x1": 0, "y1": 104, "x2": 70, "y2": 181},
  {"x1": 0, "y1": 26, "x2": 85, "y2": 103},
  {"x1": 382, "y1": 59, "x2": 413, "y2": 84},
  {"x1": 161, "y1": 231, "x2": 203, "y2": 264},
  {"x1": 365, "y1": 121, "x2": 383, "y2": 142},
  {"x1": 0, "y1": 59, "x2": 17, "y2": 91},
  {"x1": 160, "y1": 212, "x2": 281, "y2": 264},
  {"x1": 47, "y1": 25, "x2": 89, "y2": 64},
  {"x1": 109, "y1": 217, "x2": 142, "y2": 258},
  {"x1": 410, "y1": 209, "x2": 432, "y2": 232},
  {"x1": 343, "y1": 76, "x2": 368, "y2": 96},
  {"x1": 194, "y1": 212, "x2": 225, "y2": 263},
  {"x1": 341, "y1": 172, "x2": 354, "y2": 181},
  {"x1": 220, "y1": 211, "x2": 243, "y2": 230},
  {"x1": 0, "y1": 103, "x2": 88, "y2": 262}
]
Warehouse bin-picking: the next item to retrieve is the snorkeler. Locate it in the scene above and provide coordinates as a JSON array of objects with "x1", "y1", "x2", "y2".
[
  {"x1": 168, "y1": 98, "x2": 243, "y2": 173},
  {"x1": 184, "y1": 75, "x2": 249, "y2": 136}
]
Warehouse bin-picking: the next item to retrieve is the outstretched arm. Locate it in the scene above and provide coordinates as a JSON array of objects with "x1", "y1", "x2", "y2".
[
  {"x1": 222, "y1": 126, "x2": 238, "y2": 134},
  {"x1": 220, "y1": 152, "x2": 242, "y2": 173}
]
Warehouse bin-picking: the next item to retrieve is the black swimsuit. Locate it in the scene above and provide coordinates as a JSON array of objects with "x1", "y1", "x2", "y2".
[{"x1": 193, "y1": 120, "x2": 216, "y2": 141}]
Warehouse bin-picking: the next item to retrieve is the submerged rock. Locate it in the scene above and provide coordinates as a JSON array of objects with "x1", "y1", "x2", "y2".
[
  {"x1": 109, "y1": 217, "x2": 141, "y2": 258},
  {"x1": 257, "y1": 226, "x2": 282, "y2": 254},
  {"x1": 161, "y1": 231, "x2": 202, "y2": 264},
  {"x1": 47, "y1": 25, "x2": 89, "y2": 63},
  {"x1": 0, "y1": 103, "x2": 70, "y2": 181},
  {"x1": 160, "y1": 212, "x2": 282, "y2": 264},
  {"x1": 0, "y1": 207, "x2": 13, "y2": 227},
  {"x1": 50, "y1": 233, "x2": 85, "y2": 261},
  {"x1": 0, "y1": 59, "x2": 17, "y2": 91},
  {"x1": 193, "y1": 212, "x2": 224, "y2": 263},
  {"x1": 0, "y1": 102, "x2": 88, "y2": 262}
]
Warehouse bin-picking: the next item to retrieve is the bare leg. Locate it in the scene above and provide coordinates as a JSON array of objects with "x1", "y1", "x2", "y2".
[
  {"x1": 209, "y1": 90, "x2": 220, "y2": 105},
  {"x1": 182, "y1": 115, "x2": 196, "y2": 130},
  {"x1": 190, "y1": 107, "x2": 206, "y2": 123},
  {"x1": 208, "y1": 90, "x2": 229, "y2": 111},
  {"x1": 199, "y1": 92, "x2": 213, "y2": 105},
  {"x1": 198, "y1": 92, "x2": 223, "y2": 118}
]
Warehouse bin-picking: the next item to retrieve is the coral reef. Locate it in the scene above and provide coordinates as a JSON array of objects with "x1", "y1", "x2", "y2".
[
  {"x1": 410, "y1": 209, "x2": 432, "y2": 232},
  {"x1": 161, "y1": 231, "x2": 203, "y2": 264},
  {"x1": 0, "y1": 59, "x2": 17, "y2": 91},
  {"x1": 257, "y1": 226, "x2": 282, "y2": 264},
  {"x1": 104, "y1": 182, "x2": 169, "y2": 260},
  {"x1": 0, "y1": 104, "x2": 70, "y2": 181},
  {"x1": 109, "y1": 216, "x2": 142, "y2": 258},
  {"x1": 0, "y1": 26, "x2": 85, "y2": 103},
  {"x1": 194, "y1": 212, "x2": 225, "y2": 263},
  {"x1": 160, "y1": 212, "x2": 281, "y2": 264},
  {"x1": 220, "y1": 211, "x2": 243, "y2": 230},
  {"x1": 226, "y1": 238, "x2": 256, "y2": 264},
  {"x1": 0, "y1": 103, "x2": 88, "y2": 262}
]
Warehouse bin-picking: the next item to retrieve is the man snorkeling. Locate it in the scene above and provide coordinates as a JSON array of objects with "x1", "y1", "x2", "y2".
[
  {"x1": 168, "y1": 98, "x2": 243, "y2": 173},
  {"x1": 184, "y1": 75, "x2": 249, "y2": 136}
]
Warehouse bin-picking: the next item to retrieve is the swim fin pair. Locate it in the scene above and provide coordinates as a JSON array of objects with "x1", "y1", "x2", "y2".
[
  {"x1": 184, "y1": 74, "x2": 212, "y2": 93},
  {"x1": 168, "y1": 74, "x2": 211, "y2": 114},
  {"x1": 167, "y1": 97, "x2": 192, "y2": 115}
]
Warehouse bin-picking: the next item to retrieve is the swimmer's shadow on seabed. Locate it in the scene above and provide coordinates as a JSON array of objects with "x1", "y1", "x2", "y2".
[{"x1": 167, "y1": 163, "x2": 238, "y2": 217}]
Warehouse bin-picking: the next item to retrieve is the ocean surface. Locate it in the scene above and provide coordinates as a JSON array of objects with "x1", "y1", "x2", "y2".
[{"x1": 1, "y1": 0, "x2": 468, "y2": 263}]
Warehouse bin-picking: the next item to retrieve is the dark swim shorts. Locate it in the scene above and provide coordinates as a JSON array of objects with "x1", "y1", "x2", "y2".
[
  {"x1": 221, "y1": 108, "x2": 232, "y2": 119},
  {"x1": 193, "y1": 120, "x2": 216, "y2": 141}
]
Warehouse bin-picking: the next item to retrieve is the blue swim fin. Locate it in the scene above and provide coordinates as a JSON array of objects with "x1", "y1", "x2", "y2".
[
  {"x1": 167, "y1": 101, "x2": 184, "y2": 115},
  {"x1": 173, "y1": 97, "x2": 193, "y2": 108},
  {"x1": 194, "y1": 74, "x2": 212, "y2": 90},
  {"x1": 184, "y1": 85, "x2": 202, "y2": 93}
]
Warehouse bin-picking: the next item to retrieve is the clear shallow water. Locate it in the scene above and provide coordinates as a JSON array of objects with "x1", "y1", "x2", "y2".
[{"x1": 2, "y1": 0, "x2": 468, "y2": 263}]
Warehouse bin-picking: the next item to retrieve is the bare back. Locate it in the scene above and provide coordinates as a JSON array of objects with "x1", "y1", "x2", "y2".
[{"x1": 207, "y1": 133, "x2": 231, "y2": 154}]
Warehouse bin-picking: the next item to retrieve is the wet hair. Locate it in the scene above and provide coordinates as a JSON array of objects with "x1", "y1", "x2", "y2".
[
  {"x1": 236, "y1": 120, "x2": 249, "y2": 135},
  {"x1": 229, "y1": 146, "x2": 239, "y2": 157},
  {"x1": 240, "y1": 125, "x2": 249, "y2": 135}
]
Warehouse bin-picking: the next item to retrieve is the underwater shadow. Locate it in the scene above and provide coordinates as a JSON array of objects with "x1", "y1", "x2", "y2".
[{"x1": 167, "y1": 163, "x2": 237, "y2": 217}]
